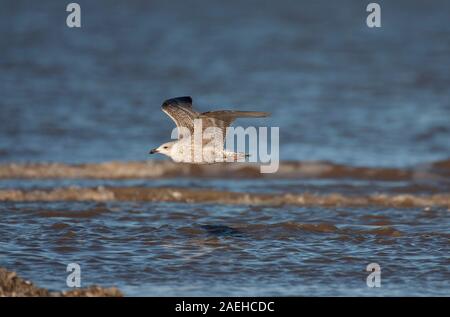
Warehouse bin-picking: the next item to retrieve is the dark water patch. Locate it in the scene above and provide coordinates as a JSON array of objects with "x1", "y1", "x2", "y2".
[
  {"x1": 200, "y1": 224, "x2": 244, "y2": 237},
  {"x1": 360, "y1": 214, "x2": 392, "y2": 226},
  {"x1": 48, "y1": 222, "x2": 70, "y2": 230},
  {"x1": 36, "y1": 205, "x2": 110, "y2": 219},
  {"x1": 431, "y1": 159, "x2": 450, "y2": 178}
]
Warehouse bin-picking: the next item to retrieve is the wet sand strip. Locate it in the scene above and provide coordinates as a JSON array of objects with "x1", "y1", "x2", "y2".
[{"x1": 0, "y1": 267, "x2": 122, "y2": 297}]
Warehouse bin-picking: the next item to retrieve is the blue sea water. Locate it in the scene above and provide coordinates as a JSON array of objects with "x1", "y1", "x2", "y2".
[{"x1": 0, "y1": 0, "x2": 449, "y2": 166}]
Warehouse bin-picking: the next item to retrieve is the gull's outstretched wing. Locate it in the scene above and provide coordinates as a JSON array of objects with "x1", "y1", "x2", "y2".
[
  {"x1": 200, "y1": 110, "x2": 270, "y2": 141},
  {"x1": 161, "y1": 96, "x2": 199, "y2": 139},
  {"x1": 161, "y1": 96, "x2": 270, "y2": 141}
]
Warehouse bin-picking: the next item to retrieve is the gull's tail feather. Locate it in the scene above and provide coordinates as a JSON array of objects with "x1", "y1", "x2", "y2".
[{"x1": 223, "y1": 151, "x2": 249, "y2": 162}]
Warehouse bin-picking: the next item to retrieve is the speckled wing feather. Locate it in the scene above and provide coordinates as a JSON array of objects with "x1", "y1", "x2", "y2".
[
  {"x1": 200, "y1": 110, "x2": 270, "y2": 141},
  {"x1": 162, "y1": 97, "x2": 270, "y2": 142},
  {"x1": 161, "y1": 96, "x2": 199, "y2": 139}
]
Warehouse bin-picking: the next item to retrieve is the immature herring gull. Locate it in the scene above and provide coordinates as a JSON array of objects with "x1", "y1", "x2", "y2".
[{"x1": 149, "y1": 96, "x2": 269, "y2": 163}]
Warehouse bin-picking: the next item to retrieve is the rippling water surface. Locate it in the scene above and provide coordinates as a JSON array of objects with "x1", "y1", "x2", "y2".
[{"x1": 1, "y1": 200, "x2": 448, "y2": 296}]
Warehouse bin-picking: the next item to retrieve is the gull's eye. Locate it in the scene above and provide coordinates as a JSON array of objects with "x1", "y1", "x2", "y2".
[{"x1": 164, "y1": 146, "x2": 168, "y2": 149}]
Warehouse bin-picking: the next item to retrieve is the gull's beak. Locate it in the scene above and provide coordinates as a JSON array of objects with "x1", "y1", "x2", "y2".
[{"x1": 149, "y1": 148, "x2": 158, "y2": 154}]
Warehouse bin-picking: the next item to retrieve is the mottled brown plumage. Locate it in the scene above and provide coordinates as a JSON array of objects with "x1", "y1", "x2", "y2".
[
  {"x1": 162, "y1": 96, "x2": 269, "y2": 142},
  {"x1": 151, "y1": 96, "x2": 269, "y2": 163}
]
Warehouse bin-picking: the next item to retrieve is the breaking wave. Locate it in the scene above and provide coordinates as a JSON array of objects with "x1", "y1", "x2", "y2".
[
  {"x1": 1, "y1": 186, "x2": 449, "y2": 208},
  {"x1": 1, "y1": 159, "x2": 450, "y2": 180}
]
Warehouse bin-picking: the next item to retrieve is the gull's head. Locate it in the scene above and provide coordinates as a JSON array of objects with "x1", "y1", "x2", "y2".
[{"x1": 149, "y1": 141, "x2": 176, "y2": 157}]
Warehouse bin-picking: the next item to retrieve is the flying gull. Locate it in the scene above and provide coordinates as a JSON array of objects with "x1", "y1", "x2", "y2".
[{"x1": 149, "y1": 96, "x2": 269, "y2": 163}]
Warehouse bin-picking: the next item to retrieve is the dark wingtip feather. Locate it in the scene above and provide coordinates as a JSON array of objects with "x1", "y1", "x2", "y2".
[{"x1": 162, "y1": 96, "x2": 192, "y2": 109}]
